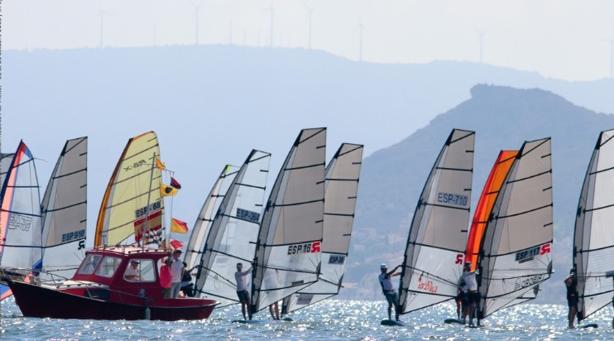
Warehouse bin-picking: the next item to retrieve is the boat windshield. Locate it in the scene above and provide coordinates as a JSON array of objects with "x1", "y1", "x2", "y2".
[
  {"x1": 77, "y1": 254, "x2": 103, "y2": 275},
  {"x1": 123, "y1": 259, "x2": 156, "y2": 282},
  {"x1": 95, "y1": 256, "x2": 123, "y2": 278}
]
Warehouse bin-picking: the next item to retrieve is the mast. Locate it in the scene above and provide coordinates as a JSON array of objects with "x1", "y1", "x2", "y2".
[{"x1": 142, "y1": 152, "x2": 157, "y2": 250}]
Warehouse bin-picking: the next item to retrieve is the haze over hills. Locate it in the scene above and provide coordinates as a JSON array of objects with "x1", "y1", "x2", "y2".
[
  {"x1": 347, "y1": 84, "x2": 614, "y2": 303},
  {"x1": 3, "y1": 45, "x2": 614, "y2": 237}
]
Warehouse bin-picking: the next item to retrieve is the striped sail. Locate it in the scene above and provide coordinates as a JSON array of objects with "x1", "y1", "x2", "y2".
[
  {"x1": 282, "y1": 143, "x2": 363, "y2": 314},
  {"x1": 184, "y1": 164, "x2": 239, "y2": 273},
  {"x1": 40, "y1": 137, "x2": 88, "y2": 281},
  {"x1": 0, "y1": 141, "x2": 42, "y2": 270},
  {"x1": 194, "y1": 150, "x2": 270, "y2": 306},
  {"x1": 251, "y1": 128, "x2": 326, "y2": 314},
  {"x1": 574, "y1": 129, "x2": 614, "y2": 321},
  {"x1": 465, "y1": 150, "x2": 517, "y2": 271},
  {"x1": 398, "y1": 129, "x2": 475, "y2": 314},
  {"x1": 478, "y1": 138, "x2": 553, "y2": 319},
  {"x1": 95, "y1": 131, "x2": 163, "y2": 247}
]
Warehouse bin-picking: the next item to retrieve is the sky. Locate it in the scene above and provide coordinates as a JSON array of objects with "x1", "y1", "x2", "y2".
[{"x1": 4, "y1": 0, "x2": 614, "y2": 81}]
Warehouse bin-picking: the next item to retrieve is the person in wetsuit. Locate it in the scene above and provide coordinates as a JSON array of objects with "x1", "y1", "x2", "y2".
[
  {"x1": 378, "y1": 264, "x2": 402, "y2": 321},
  {"x1": 565, "y1": 269, "x2": 579, "y2": 328}
]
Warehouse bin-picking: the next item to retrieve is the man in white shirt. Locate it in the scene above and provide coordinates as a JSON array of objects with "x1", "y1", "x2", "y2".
[
  {"x1": 170, "y1": 250, "x2": 184, "y2": 298},
  {"x1": 458, "y1": 262, "x2": 478, "y2": 326},
  {"x1": 379, "y1": 264, "x2": 402, "y2": 321},
  {"x1": 235, "y1": 262, "x2": 252, "y2": 320}
]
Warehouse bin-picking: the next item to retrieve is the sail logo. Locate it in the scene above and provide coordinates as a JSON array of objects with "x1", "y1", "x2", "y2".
[
  {"x1": 455, "y1": 254, "x2": 464, "y2": 264},
  {"x1": 514, "y1": 274, "x2": 546, "y2": 291},
  {"x1": 236, "y1": 208, "x2": 260, "y2": 223},
  {"x1": 437, "y1": 192, "x2": 468, "y2": 207},
  {"x1": 61, "y1": 229, "x2": 86, "y2": 243},
  {"x1": 417, "y1": 274, "x2": 438, "y2": 293},
  {"x1": 123, "y1": 159, "x2": 147, "y2": 172},
  {"x1": 287, "y1": 241, "x2": 321, "y2": 255},
  {"x1": 8, "y1": 214, "x2": 33, "y2": 232},
  {"x1": 514, "y1": 243, "x2": 551, "y2": 263}
]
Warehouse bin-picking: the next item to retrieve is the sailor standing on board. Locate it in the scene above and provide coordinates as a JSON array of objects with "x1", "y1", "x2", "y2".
[
  {"x1": 458, "y1": 263, "x2": 478, "y2": 326},
  {"x1": 564, "y1": 269, "x2": 579, "y2": 328},
  {"x1": 235, "y1": 263, "x2": 252, "y2": 320},
  {"x1": 378, "y1": 264, "x2": 401, "y2": 321},
  {"x1": 170, "y1": 250, "x2": 184, "y2": 298}
]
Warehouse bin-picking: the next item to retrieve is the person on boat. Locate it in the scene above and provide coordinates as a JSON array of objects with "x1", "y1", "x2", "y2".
[
  {"x1": 160, "y1": 258, "x2": 173, "y2": 299},
  {"x1": 378, "y1": 263, "x2": 401, "y2": 321},
  {"x1": 180, "y1": 262, "x2": 195, "y2": 297},
  {"x1": 170, "y1": 250, "x2": 184, "y2": 298},
  {"x1": 565, "y1": 268, "x2": 578, "y2": 328},
  {"x1": 124, "y1": 260, "x2": 140, "y2": 281},
  {"x1": 235, "y1": 262, "x2": 252, "y2": 320},
  {"x1": 458, "y1": 262, "x2": 478, "y2": 326}
]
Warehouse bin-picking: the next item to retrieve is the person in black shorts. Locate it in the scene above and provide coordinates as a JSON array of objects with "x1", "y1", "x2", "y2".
[{"x1": 565, "y1": 269, "x2": 578, "y2": 328}]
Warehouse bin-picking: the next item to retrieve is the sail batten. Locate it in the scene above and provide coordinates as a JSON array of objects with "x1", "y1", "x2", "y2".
[
  {"x1": 478, "y1": 138, "x2": 553, "y2": 319},
  {"x1": 398, "y1": 129, "x2": 475, "y2": 314},
  {"x1": 194, "y1": 150, "x2": 271, "y2": 307},
  {"x1": 282, "y1": 143, "x2": 364, "y2": 314},
  {"x1": 251, "y1": 128, "x2": 326, "y2": 313},
  {"x1": 573, "y1": 129, "x2": 614, "y2": 321}
]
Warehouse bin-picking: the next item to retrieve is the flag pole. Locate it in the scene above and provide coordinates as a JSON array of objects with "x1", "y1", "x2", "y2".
[
  {"x1": 143, "y1": 152, "x2": 156, "y2": 252},
  {"x1": 168, "y1": 170, "x2": 174, "y2": 247}
]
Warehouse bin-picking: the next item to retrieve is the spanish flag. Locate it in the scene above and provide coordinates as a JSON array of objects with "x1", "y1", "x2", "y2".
[
  {"x1": 171, "y1": 218, "x2": 189, "y2": 234},
  {"x1": 169, "y1": 239, "x2": 184, "y2": 250},
  {"x1": 160, "y1": 183, "x2": 179, "y2": 197},
  {"x1": 155, "y1": 158, "x2": 166, "y2": 171}
]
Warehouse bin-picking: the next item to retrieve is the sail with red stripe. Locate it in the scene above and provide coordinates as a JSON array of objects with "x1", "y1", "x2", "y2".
[{"x1": 465, "y1": 150, "x2": 517, "y2": 271}]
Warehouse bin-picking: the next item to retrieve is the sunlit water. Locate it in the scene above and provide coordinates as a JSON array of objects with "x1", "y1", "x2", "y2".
[{"x1": 1, "y1": 297, "x2": 612, "y2": 340}]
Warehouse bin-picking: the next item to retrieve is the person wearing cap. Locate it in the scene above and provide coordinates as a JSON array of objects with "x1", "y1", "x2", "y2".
[
  {"x1": 565, "y1": 268, "x2": 578, "y2": 328},
  {"x1": 458, "y1": 262, "x2": 478, "y2": 326},
  {"x1": 378, "y1": 263, "x2": 402, "y2": 321},
  {"x1": 124, "y1": 260, "x2": 140, "y2": 281},
  {"x1": 170, "y1": 249, "x2": 184, "y2": 298}
]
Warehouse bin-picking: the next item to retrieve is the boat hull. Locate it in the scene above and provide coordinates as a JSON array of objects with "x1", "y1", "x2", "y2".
[{"x1": 8, "y1": 280, "x2": 216, "y2": 321}]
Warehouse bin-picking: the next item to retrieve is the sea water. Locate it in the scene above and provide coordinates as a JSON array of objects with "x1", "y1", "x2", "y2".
[{"x1": 1, "y1": 298, "x2": 612, "y2": 340}]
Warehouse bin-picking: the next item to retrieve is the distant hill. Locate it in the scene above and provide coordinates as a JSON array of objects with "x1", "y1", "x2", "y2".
[
  {"x1": 348, "y1": 84, "x2": 614, "y2": 303},
  {"x1": 3, "y1": 45, "x2": 614, "y2": 235}
]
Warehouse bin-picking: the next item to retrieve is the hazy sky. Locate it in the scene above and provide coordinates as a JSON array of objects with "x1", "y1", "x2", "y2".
[{"x1": 4, "y1": 0, "x2": 614, "y2": 81}]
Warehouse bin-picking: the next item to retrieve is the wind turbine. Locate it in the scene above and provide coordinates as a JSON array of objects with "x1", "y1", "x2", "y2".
[
  {"x1": 358, "y1": 21, "x2": 365, "y2": 62},
  {"x1": 301, "y1": 0, "x2": 314, "y2": 49},
  {"x1": 264, "y1": 1, "x2": 275, "y2": 47},
  {"x1": 477, "y1": 31, "x2": 486, "y2": 64},
  {"x1": 190, "y1": 0, "x2": 203, "y2": 45},
  {"x1": 98, "y1": 9, "x2": 113, "y2": 48}
]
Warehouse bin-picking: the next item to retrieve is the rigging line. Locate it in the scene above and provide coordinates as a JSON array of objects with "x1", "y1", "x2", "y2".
[
  {"x1": 495, "y1": 203, "x2": 552, "y2": 220},
  {"x1": 43, "y1": 200, "x2": 86, "y2": 213},
  {"x1": 506, "y1": 169, "x2": 551, "y2": 184},
  {"x1": 52, "y1": 168, "x2": 87, "y2": 180},
  {"x1": 298, "y1": 128, "x2": 326, "y2": 145},
  {"x1": 336, "y1": 145, "x2": 363, "y2": 158},
  {"x1": 121, "y1": 143, "x2": 159, "y2": 163},
  {"x1": 284, "y1": 162, "x2": 325, "y2": 171},
  {"x1": 206, "y1": 248, "x2": 253, "y2": 264},
  {"x1": 62, "y1": 137, "x2": 87, "y2": 155}
]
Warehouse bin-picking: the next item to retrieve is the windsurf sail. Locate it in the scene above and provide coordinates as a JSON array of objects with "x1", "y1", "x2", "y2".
[
  {"x1": 0, "y1": 153, "x2": 15, "y2": 186},
  {"x1": 477, "y1": 138, "x2": 553, "y2": 319},
  {"x1": 40, "y1": 137, "x2": 88, "y2": 281},
  {"x1": 465, "y1": 150, "x2": 517, "y2": 271},
  {"x1": 250, "y1": 128, "x2": 326, "y2": 314},
  {"x1": 94, "y1": 131, "x2": 164, "y2": 247},
  {"x1": 194, "y1": 150, "x2": 271, "y2": 306},
  {"x1": 184, "y1": 164, "x2": 239, "y2": 273},
  {"x1": 282, "y1": 143, "x2": 363, "y2": 314},
  {"x1": 398, "y1": 129, "x2": 475, "y2": 314},
  {"x1": 0, "y1": 141, "x2": 42, "y2": 270},
  {"x1": 573, "y1": 129, "x2": 614, "y2": 321}
]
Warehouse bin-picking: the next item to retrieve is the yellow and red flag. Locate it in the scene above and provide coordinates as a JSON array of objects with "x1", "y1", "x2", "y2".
[
  {"x1": 160, "y1": 183, "x2": 178, "y2": 197},
  {"x1": 171, "y1": 218, "x2": 189, "y2": 234},
  {"x1": 170, "y1": 239, "x2": 183, "y2": 250}
]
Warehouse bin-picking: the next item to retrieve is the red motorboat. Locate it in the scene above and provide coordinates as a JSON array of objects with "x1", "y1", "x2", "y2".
[{"x1": 7, "y1": 247, "x2": 217, "y2": 320}]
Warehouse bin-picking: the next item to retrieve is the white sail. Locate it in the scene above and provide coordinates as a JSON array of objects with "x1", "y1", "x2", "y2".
[
  {"x1": 398, "y1": 129, "x2": 475, "y2": 314},
  {"x1": 0, "y1": 153, "x2": 14, "y2": 186},
  {"x1": 282, "y1": 143, "x2": 363, "y2": 314},
  {"x1": 251, "y1": 128, "x2": 326, "y2": 313},
  {"x1": 574, "y1": 129, "x2": 614, "y2": 321},
  {"x1": 40, "y1": 137, "x2": 88, "y2": 281},
  {"x1": 478, "y1": 138, "x2": 553, "y2": 319},
  {"x1": 184, "y1": 164, "x2": 239, "y2": 272},
  {"x1": 0, "y1": 141, "x2": 42, "y2": 270},
  {"x1": 194, "y1": 150, "x2": 270, "y2": 306}
]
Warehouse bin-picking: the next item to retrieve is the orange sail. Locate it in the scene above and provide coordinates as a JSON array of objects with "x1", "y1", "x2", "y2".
[{"x1": 465, "y1": 150, "x2": 517, "y2": 271}]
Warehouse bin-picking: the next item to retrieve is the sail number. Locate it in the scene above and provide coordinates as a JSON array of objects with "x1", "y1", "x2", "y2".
[
  {"x1": 287, "y1": 241, "x2": 321, "y2": 255},
  {"x1": 437, "y1": 192, "x2": 468, "y2": 207},
  {"x1": 514, "y1": 243, "x2": 551, "y2": 263}
]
